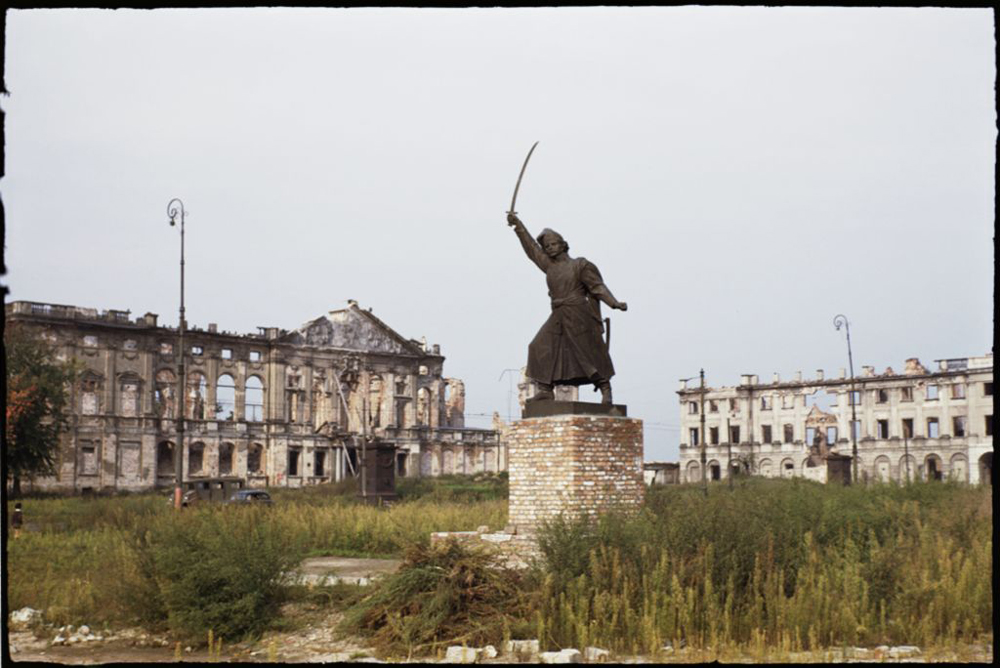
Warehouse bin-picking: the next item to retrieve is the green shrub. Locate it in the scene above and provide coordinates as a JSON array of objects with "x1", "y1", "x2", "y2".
[{"x1": 134, "y1": 506, "x2": 305, "y2": 641}]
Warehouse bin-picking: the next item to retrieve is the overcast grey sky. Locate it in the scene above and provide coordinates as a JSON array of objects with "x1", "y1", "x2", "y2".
[{"x1": 3, "y1": 7, "x2": 994, "y2": 461}]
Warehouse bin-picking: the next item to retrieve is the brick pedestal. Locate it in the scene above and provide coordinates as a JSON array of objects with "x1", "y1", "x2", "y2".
[{"x1": 508, "y1": 414, "x2": 644, "y2": 531}]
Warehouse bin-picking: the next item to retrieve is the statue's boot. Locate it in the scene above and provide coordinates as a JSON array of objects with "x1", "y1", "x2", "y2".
[
  {"x1": 598, "y1": 381, "x2": 613, "y2": 404},
  {"x1": 528, "y1": 382, "x2": 555, "y2": 402}
]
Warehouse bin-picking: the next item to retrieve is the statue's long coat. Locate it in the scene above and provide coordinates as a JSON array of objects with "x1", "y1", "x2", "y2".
[{"x1": 513, "y1": 225, "x2": 615, "y2": 386}]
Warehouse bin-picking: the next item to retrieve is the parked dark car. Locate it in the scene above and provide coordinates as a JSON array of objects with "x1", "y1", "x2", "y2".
[{"x1": 227, "y1": 489, "x2": 273, "y2": 505}]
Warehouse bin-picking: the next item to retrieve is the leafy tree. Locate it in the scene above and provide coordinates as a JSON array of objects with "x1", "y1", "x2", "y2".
[{"x1": 4, "y1": 326, "x2": 79, "y2": 496}]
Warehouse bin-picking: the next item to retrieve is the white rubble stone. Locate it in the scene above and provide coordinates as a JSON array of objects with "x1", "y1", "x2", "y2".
[
  {"x1": 78, "y1": 624, "x2": 91, "y2": 636},
  {"x1": 10, "y1": 607, "x2": 42, "y2": 625},
  {"x1": 67, "y1": 635, "x2": 81, "y2": 645},
  {"x1": 483, "y1": 645, "x2": 498, "y2": 659},
  {"x1": 584, "y1": 646, "x2": 610, "y2": 662},
  {"x1": 9, "y1": 644, "x2": 17, "y2": 654},
  {"x1": 540, "y1": 648, "x2": 582, "y2": 664},
  {"x1": 52, "y1": 635, "x2": 67, "y2": 646},
  {"x1": 505, "y1": 639, "x2": 540, "y2": 657},
  {"x1": 444, "y1": 645, "x2": 481, "y2": 663},
  {"x1": 890, "y1": 646, "x2": 922, "y2": 658}
]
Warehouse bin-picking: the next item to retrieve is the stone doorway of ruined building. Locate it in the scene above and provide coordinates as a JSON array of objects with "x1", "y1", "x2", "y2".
[{"x1": 979, "y1": 453, "x2": 993, "y2": 485}]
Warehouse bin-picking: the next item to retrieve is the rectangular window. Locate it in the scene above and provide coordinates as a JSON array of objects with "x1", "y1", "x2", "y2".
[
  {"x1": 709, "y1": 400, "x2": 718, "y2": 413},
  {"x1": 849, "y1": 390, "x2": 861, "y2": 406},
  {"x1": 783, "y1": 424, "x2": 794, "y2": 443},
  {"x1": 851, "y1": 420, "x2": 861, "y2": 441},
  {"x1": 781, "y1": 394, "x2": 794, "y2": 409},
  {"x1": 985, "y1": 382, "x2": 994, "y2": 396},
  {"x1": 902, "y1": 418, "x2": 914, "y2": 439},
  {"x1": 876, "y1": 389, "x2": 889, "y2": 404},
  {"x1": 826, "y1": 426, "x2": 838, "y2": 444},
  {"x1": 160, "y1": 342, "x2": 173, "y2": 355},
  {"x1": 83, "y1": 335, "x2": 98, "y2": 347},
  {"x1": 805, "y1": 427, "x2": 816, "y2": 444},
  {"x1": 123, "y1": 339, "x2": 138, "y2": 351},
  {"x1": 688, "y1": 402, "x2": 699, "y2": 414},
  {"x1": 730, "y1": 398, "x2": 740, "y2": 413},
  {"x1": 80, "y1": 443, "x2": 98, "y2": 475},
  {"x1": 689, "y1": 428, "x2": 700, "y2": 447},
  {"x1": 249, "y1": 351, "x2": 261, "y2": 362},
  {"x1": 953, "y1": 416, "x2": 967, "y2": 437},
  {"x1": 730, "y1": 426, "x2": 740, "y2": 443},
  {"x1": 288, "y1": 448, "x2": 301, "y2": 476},
  {"x1": 314, "y1": 450, "x2": 326, "y2": 477},
  {"x1": 191, "y1": 345, "x2": 203, "y2": 356},
  {"x1": 221, "y1": 348, "x2": 232, "y2": 360},
  {"x1": 760, "y1": 396, "x2": 773, "y2": 410},
  {"x1": 710, "y1": 427, "x2": 719, "y2": 445},
  {"x1": 761, "y1": 425, "x2": 772, "y2": 443},
  {"x1": 927, "y1": 418, "x2": 939, "y2": 438},
  {"x1": 900, "y1": 386, "x2": 913, "y2": 402},
  {"x1": 877, "y1": 419, "x2": 889, "y2": 438},
  {"x1": 951, "y1": 383, "x2": 966, "y2": 399},
  {"x1": 986, "y1": 415, "x2": 993, "y2": 437},
  {"x1": 926, "y1": 384, "x2": 939, "y2": 400}
]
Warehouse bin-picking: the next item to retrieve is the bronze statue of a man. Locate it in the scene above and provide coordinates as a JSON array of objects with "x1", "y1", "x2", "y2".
[{"x1": 507, "y1": 212, "x2": 627, "y2": 404}]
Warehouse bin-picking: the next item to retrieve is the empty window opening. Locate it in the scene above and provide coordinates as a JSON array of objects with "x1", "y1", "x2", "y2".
[
  {"x1": 902, "y1": 418, "x2": 914, "y2": 439},
  {"x1": 926, "y1": 384, "x2": 939, "y2": 400},
  {"x1": 805, "y1": 427, "x2": 816, "y2": 444},
  {"x1": 710, "y1": 426, "x2": 719, "y2": 445},
  {"x1": 288, "y1": 448, "x2": 301, "y2": 476},
  {"x1": 710, "y1": 463, "x2": 721, "y2": 481},
  {"x1": 221, "y1": 348, "x2": 232, "y2": 360},
  {"x1": 397, "y1": 452, "x2": 408, "y2": 476},
  {"x1": 984, "y1": 382, "x2": 994, "y2": 396},
  {"x1": 953, "y1": 416, "x2": 967, "y2": 438},
  {"x1": 216, "y1": 374, "x2": 236, "y2": 421},
  {"x1": 825, "y1": 426, "x2": 838, "y2": 444},
  {"x1": 783, "y1": 424, "x2": 794, "y2": 443},
  {"x1": 689, "y1": 428, "x2": 700, "y2": 446},
  {"x1": 849, "y1": 390, "x2": 861, "y2": 407},
  {"x1": 900, "y1": 387, "x2": 913, "y2": 402},
  {"x1": 709, "y1": 400, "x2": 719, "y2": 413},
  {"x1": 160, "y1": 342, "x2": 173, "y2": 355},
  {"x1": 851, "y1": 420, "x2": 861, "y2": 441},
  {"x1": 985, "y1": 415, "x2": 993, "y2": 437},
  {"x1": 760, "y1": 396, "x2": 773, "y2": 410},
  {"x1": 187, "y1": 372, "x2": 208, "y2": 419},
  {"x1": 314, "y1": 450, "x2": 326, "y2": 477},
  {"x1": 154, "y1": 369, "x2": 176, "y2": 418},
  {"x1": 781, "y1": 394, "x2": 794, "y2": 409},
  {"x1": 245, "y1": 376, "x2": 264, "y2": 422},
  {"x1": 249, "y1": 350, "x2": 261, "y2": 362},
  {"x1": 688, "y1": 401, "x2": 699, "y2": 414},
  {"x1": 189, "y1": 443, "x2": 205, "y2": 475},
  {"x1": 729, "y1": 426, "x2": 741, "y2": 444},
  {"x1": 877, "y1": 420, "x2": 889, "y2": 439},
  {"x1": 926, "y1": 457, "x2": 942, "y2": 482},
  {"x1": 191, "y1": 345, "x2": 203, "y2": 356},
  {"x1": 876, "y1": 389, "x2": 889, "y2": 404},
  {"x1": 247, "y1": 444, "x2": 264, "y2": 474},
  {"x1": 218, "y1": 443, "x2": 234, "y2": 476},
  {"x1": 952, "y1": 383, "x2": 966, "y2": 399},
  {"x1": 729, "y1": 398, "x2": 740, "y2": 413},
  {"x1": 761, "y1": 424, "x2": 772, "y2": 443},
  {"x1": 123, "y1": 339, "x2": 138, "y2": 351},
  {"x1": 927, "y1": 418, "x2": 940, "y2": 438},
  {"x1": 83, "y1": 335, "x2": 98, "y2": 347},
  {"x1": 156, "y1": 441, "x2": 174, "y2": 475}
]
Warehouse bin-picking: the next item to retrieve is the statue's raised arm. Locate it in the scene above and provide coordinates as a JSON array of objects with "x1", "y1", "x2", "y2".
[{"x1": 507, "y1": 213, "x2": 550, "y2": 273}]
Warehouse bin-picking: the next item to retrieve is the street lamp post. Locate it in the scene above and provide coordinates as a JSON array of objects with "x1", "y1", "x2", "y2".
[
  {"x1": 833, "y1": 314, "x2": 858, "y2": 484},
  {"x1": 682, "y1": 371, "x2": 708, "y2": 496},
  {"x1": 167, "y1": 198, "x2": 187, "y2": 509},
  {"x1": 499, "y1": 368, "x2": 520, "y2": 422}
]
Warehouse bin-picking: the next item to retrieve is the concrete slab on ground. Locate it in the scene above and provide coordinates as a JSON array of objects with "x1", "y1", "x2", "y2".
[{"x1": 293, "y1": 556, "x2": 402, "y2": 586}]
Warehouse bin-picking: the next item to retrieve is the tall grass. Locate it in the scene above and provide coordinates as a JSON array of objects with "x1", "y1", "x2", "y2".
[{"x1": 533, "y1": 479, "x2": 992, "y2": 653}]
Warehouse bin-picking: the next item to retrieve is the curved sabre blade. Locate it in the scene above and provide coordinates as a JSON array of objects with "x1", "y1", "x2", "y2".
[{"x1": 508, "y1": 141, "x2": 539, "y2": 215}]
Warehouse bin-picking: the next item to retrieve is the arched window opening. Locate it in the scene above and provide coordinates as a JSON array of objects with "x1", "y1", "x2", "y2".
[
  {"x1": 187, "y1": 372, "x2": 207, "y2": 420},
  {"x1": 247, "y1": 443, "x2": 264, "y2": 474},
  {"x1": 416, "y1": 388, "x2": 432, "y2": 426},
  {"x1": 154, "y1": 370, "x2": 176, "y2": 418},
  {"x1": 219, "y1": 442, "x2": 234, "y2": 476},
  {"x1": 216, "y1": 374, "x2": 236, "y2": 421},
  {"x1": 156, "y1": 441, "x2": 175, "y2": 477},
  {"x1": 245, "y1": 376, "x2": 264, "y2": 422},
  {"x1": 189, "y1": 442, "x2": 205, "y2": 476}
]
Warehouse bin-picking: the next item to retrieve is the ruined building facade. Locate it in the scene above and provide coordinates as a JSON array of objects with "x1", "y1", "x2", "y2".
[
  {"x1": 677, "y1": 355, "x2": 993, "y2": 485},
  {"x1": 6, "y1": 300, "x2": 503, "y2": 494}
]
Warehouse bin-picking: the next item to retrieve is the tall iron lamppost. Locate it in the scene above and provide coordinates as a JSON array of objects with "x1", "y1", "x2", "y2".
[
  {"x1": 167, "y1": 198, "x2": 187, "y2": 509},
  {"x1": 833, "y1": 314, "x2": 858, "y2": 483}
]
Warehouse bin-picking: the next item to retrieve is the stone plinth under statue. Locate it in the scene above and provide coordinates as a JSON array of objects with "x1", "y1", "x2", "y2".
[{"x1": 432, "y1": 404, "x2": 644, "y2": 564}]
